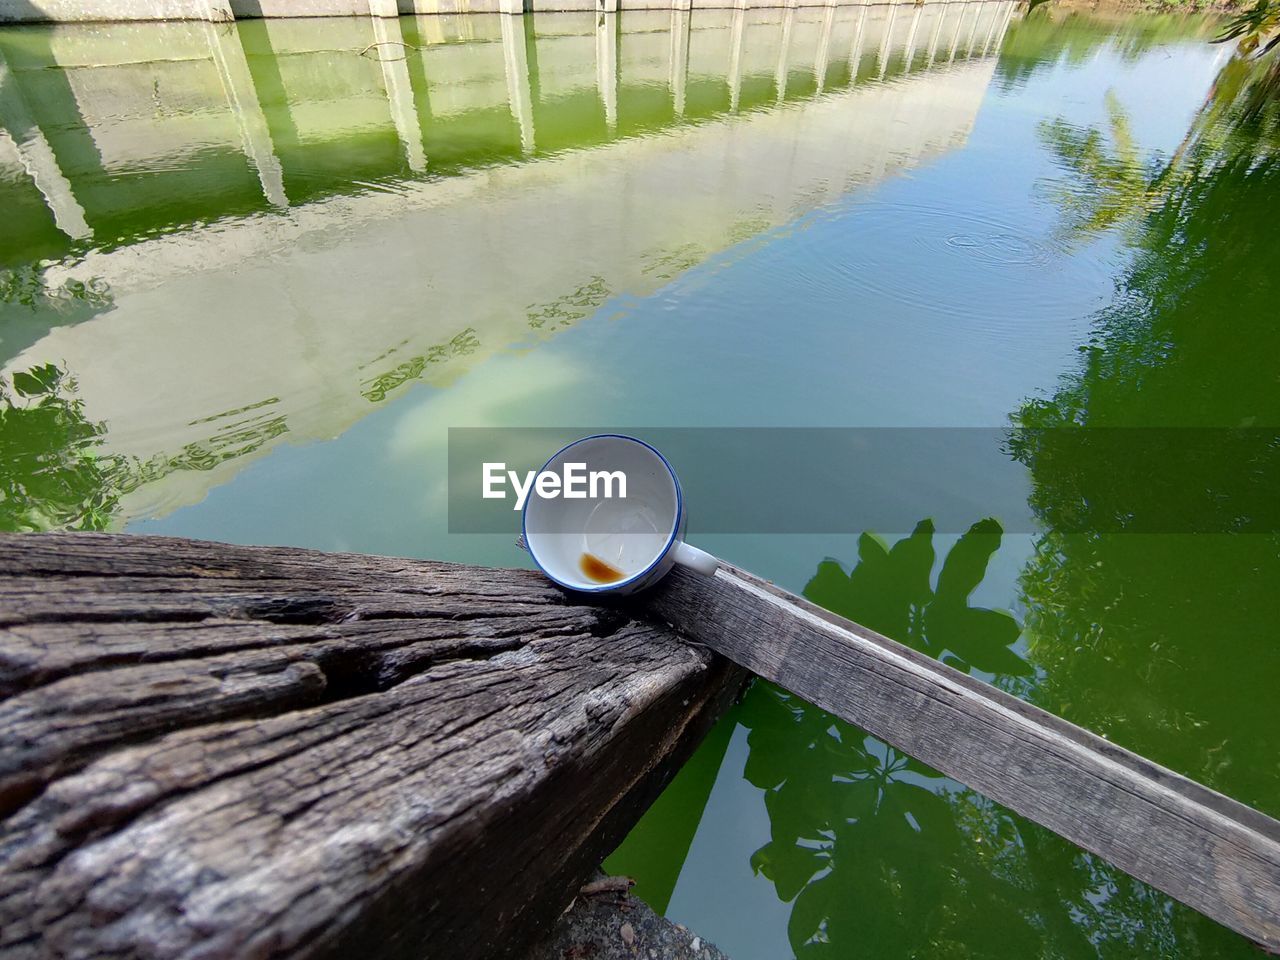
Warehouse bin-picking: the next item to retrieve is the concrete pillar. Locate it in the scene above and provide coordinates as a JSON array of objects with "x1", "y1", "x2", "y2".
[
  {"x1": 370, "y1": 16, "x2": 427, "y2": 172},
  {"x1": 204, "y1": 21, "x2": 289, "y2": 208},
  {"x1": 368, "y1": 0, "x2": 399, "y2": 15},
  {"x1": 902, "y1": 2, "x2": 922, "y2": 72},
  {"x1": 848, "y1": 4, "x2": 867, "y2": 80},
  {"x1": 498, "y1": 0, "x2": 524, "y2": 15},
  {"x1": 775, "y1": 5, "x2": 795, "y2": 102},
  {"x1": 669, "y1": 7, "x2": 690, "y2": 117},
  {"x1": 598, "y1": 0, "x2": 619, "y2": 11},
  {"x1": 0, "y1": 51, "x2": 91, "y2": 240},
  {"x1": 925, "y1": 0, "x2": 947, "y2": 67},
  {"x1": 814, "y1": 4, "x2": 834, "y2": 93},
  {"x1": 596, "y1": 11, "x2": 618, "y2": 133},
  {"x1": 500, "y1": 12, "x2": 535, "y2": 155},
  {"x1": 876, "y1": 1, "x2": 897, "y2": 80},
  {"x1": 727, "y1": 6, "x2": 745, "y2": 112}
]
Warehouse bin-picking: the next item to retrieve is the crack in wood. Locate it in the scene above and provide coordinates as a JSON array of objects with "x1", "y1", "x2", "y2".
[{"x1": 0, "y1": 533, "x2": 745, "y2": 960}]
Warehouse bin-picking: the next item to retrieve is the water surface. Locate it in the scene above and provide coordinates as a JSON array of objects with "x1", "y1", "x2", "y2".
[{"x1": 1, "y1": 6, "x2": 1276, "y2": 958}]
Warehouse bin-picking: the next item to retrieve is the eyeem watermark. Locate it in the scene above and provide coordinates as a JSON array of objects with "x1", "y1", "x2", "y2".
[
  {"x1": 482, "y1": 462, "x2": 627, "y2": 510},
  {"x1": 452, "y1": 427, "x2": 1280, "y2": 533}
]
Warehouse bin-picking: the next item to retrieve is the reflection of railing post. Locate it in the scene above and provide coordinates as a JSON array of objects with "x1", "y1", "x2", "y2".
[
  {"x1": 849, "y1": 2, "x2": 868, "y2": 81},
  {"x1": 370, "y1": 16, "x2": 428, "y2": 173},
  {"x1": 877, "y1": 0, "x2": 898, "y2": 80},
  {"x1": 500, "y1": 13, "x2": 536, "y2": 154},
  {"x1": 979, "y1": 2, "x2": 1001, "y2": 56},
  {"x1": 205, "y1": 21, "x2": 289, "y2": 208},
  {"x1": 815, "y1": 4, "x2": 835, "y2": 93},
  {"x1": 670, "y1": 7, "x2": 691, "y2": 117},
  {"x1": 728, "y1": 6, "x2": 745, "y2": 112},
  {"x1": 951, "y1": 1, "x2": 974, "y2": 61},
  {"x1": 0, "y1": 127, "x2": 87, "y2": 240},
  {"x1": 925, "y1": 0, "x2": 947, "y2": 67},
  {"x1": 597, "y1": 11, "x2": 618, "y2": 133},
  {"x1": 946, "y1": 2, "x2": 964, "y2": 61},
  {"x1": 965, "y1": 2, "x2": 984, "y2": 57},
  {"x1": 984, "y1": 0, "x2": 1014, "y2": 57},
  {"x1": 0, "y1": 49, "x2": 92, "y2": 240},
  {"x1": 775, "y1": 5, "x2": 795, "y2": 102},
  {"x1": 902, "y1": 1, "x2": 923, "y2": 72}
]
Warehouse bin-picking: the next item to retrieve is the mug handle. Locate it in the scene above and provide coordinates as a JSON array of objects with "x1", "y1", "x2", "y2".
[{"x1": 672, "y1": 541, "x2": 719, "y2": 577}]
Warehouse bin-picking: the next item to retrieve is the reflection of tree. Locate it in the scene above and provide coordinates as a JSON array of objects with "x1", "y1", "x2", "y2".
[
  {"x1": 0, "y1": 363, "x2": 304, "y2": 532},
  {"x1": 744, "y1": 521, "x2": 1044, "y2": 958},
  {"x1": 0, "y1": 364, "x2": 121, "y2": 531},
  {"x1": 804, "y1": 518, "x2": 1029, "y2": 679},
  {"x1": 1014, "y1": 54, "x2": 1280, "y2": 816},
  {"x1": 1017, "y1": 531, "x2": 1280, "y2": 814},
  {"x1": 1038, "y1": 53, "x2": 1280, "y2": 252},
  {"x1": 996, "y1": 13, "x2": 1216, "y2": 93},
  {"x1": 1216, "y1": 0, "x2": 1280, "y2": 57},
  {"x1": 360, "y1": 328, "x2": 480, "y2": 402},
  {"x1": 526, "y1": 278, "x2": 610, "y2": 331},
  {"x1": 742, "y1": 682, "x2": 1056, "y2": 959},
  {"x1": 744, "y1": 520, "x2": 1254, "y2": 958},
  {"x1": 1037, "y1": 92, "x2": 1164, "y2": 246},
  {"x1": 0, "y1": 267, "x2": 112, "y2": 312}
]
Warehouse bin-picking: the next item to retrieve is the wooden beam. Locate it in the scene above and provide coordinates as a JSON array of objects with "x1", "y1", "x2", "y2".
[
  {"x1": 0, "y1": 533, "x2": 743, "y2": 960},
  {"x1": 644, "y1": 564, "x2": 1280, "y2": 952}
]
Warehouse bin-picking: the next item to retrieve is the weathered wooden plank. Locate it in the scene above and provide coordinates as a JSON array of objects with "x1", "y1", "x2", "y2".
[
  {"x1": 645, "y1": 564, "x2": 1280, "y2": 952},
  {"x1": 0, "y1": 533, "x2": 744, "y2": 960}
]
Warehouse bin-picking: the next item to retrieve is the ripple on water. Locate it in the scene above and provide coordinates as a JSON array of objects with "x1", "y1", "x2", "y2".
[{"x1": 784, "y1": 200, "x2": 1119, "y2": 337}]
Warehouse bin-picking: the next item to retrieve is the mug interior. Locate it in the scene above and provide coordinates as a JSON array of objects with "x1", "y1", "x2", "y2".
[{"x1": 524, "y1": 436, "x2": 680, "y2": 591}]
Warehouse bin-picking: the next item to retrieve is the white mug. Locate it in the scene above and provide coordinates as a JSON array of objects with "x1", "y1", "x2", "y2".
[{"x1": 522, "y1": 434, "x2": 719, "y2": 595}]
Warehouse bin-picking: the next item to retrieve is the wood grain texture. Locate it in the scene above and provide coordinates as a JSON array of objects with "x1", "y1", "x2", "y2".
[
  {"x1": 645, "y1": 564, "x2": 1280, "y2": 952},
  {"x1": 0, "y1": 533, "x2": 744, "y2": 960}
]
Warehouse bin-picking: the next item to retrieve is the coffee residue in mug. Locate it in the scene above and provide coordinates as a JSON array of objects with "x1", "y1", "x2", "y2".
[{"x1": 580, "y1": 552, "x2": 625, "y2": 584}]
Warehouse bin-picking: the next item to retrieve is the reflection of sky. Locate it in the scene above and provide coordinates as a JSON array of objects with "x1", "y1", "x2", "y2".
[
  {"x1": 134, "y1": 39, "x2": 1223, "y2": 602},
  {"x1": 663, "y1": 726, "x2": 793, "y2": 959}
]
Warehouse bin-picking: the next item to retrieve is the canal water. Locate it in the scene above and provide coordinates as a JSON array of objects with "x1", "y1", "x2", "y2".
[{"x1": 2, "y1": 5, "x2": 1276, "y2": 957}]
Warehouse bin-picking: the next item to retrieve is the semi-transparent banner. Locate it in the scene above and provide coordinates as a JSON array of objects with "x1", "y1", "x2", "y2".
[{"x1": 446, "y1": 427, "x2": 1280, "y2": 534}]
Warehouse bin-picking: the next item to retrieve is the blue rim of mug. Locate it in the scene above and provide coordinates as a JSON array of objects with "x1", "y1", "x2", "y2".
[{"x1": 522, "y1": 434, "x2": 684, "y2": 593}]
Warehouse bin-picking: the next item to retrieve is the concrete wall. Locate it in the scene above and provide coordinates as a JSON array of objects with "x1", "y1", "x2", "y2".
[{"x1": 2, "y1": 0, "x2": 989, "y2": 25}]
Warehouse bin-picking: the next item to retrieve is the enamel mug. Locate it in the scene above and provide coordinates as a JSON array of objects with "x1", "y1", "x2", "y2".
[{"x1": 522, "y1": 434, "x2": 719, "y2": 595}]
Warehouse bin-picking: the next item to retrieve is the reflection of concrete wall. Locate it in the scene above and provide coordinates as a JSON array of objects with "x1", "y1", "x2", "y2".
[
  {"x1": 420, "y1": 38, "x2": 508, "y2": 114},
  {"x1": 2, "y1": 21, "x2": 237, "y2": 176},
  {"x1": 1, "y1": 0, "x2": 223, "y2": 24},
  {"x1": 2, "y1": 3, "x2": 1011, "y2": 522},
  {"x1": 3, "y1": 0, "x2": 999, "y2": 23},
  {"x1": 0, "y1": 4, "x2": 1011, "y2": 241}
]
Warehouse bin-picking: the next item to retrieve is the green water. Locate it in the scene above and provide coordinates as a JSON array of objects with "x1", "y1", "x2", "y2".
[{"x1": 2, "y1": 6, "x2": 1277, "y2": 957}]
